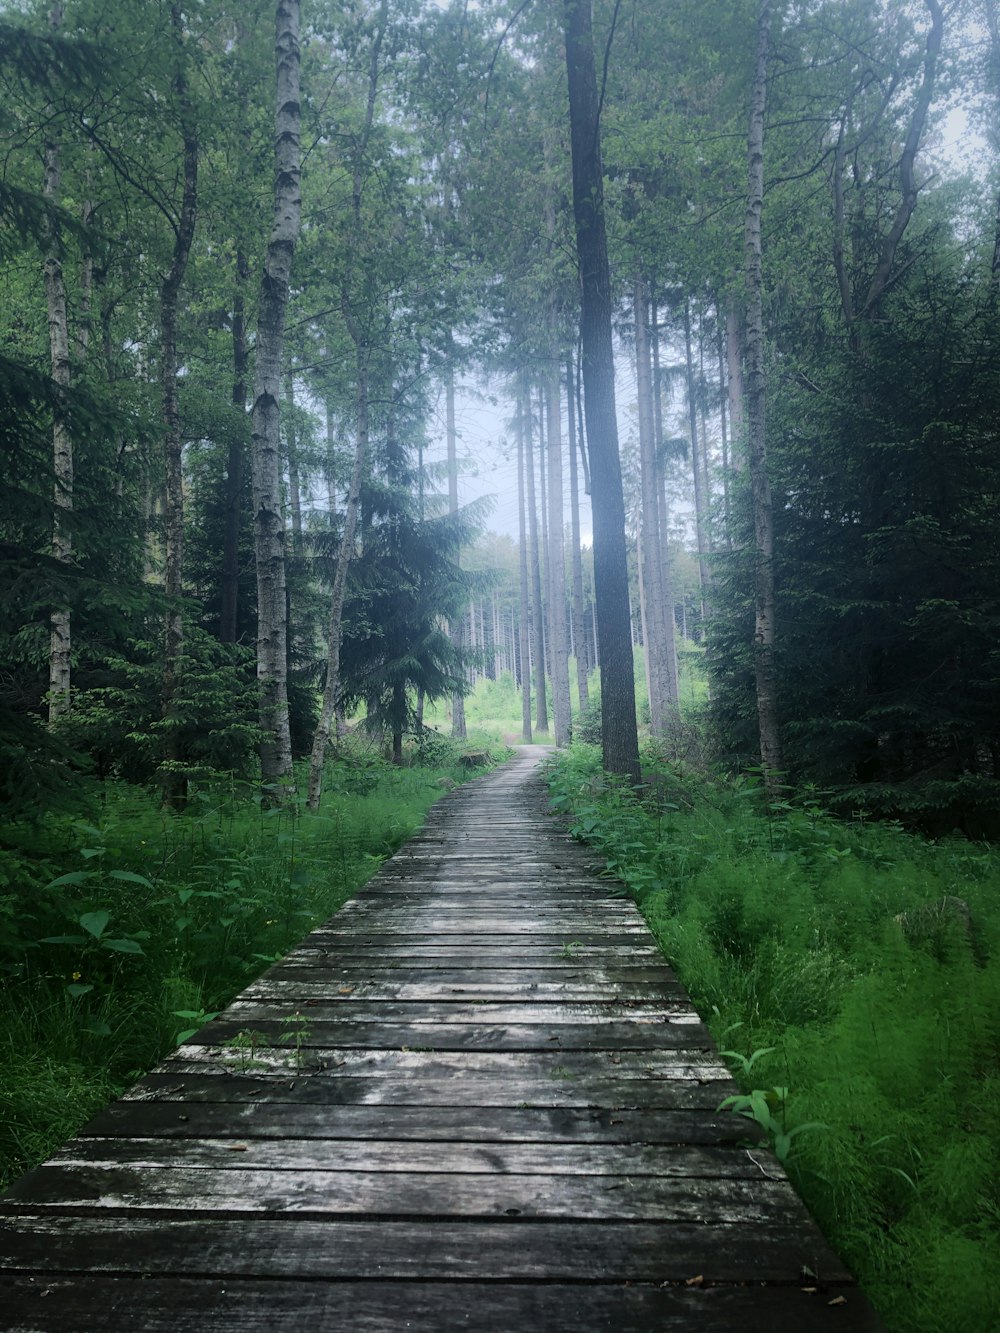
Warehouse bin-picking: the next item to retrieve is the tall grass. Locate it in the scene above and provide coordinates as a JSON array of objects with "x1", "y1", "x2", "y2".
[
  {"x1": 0, "y1": 735, "x2": 507, "y2": 1190},
  {"x1": 547, "y1": 743, "x2": 1000, "y2": 1333}
]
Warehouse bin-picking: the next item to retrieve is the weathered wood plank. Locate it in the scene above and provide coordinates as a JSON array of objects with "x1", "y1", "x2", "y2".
[
  {"x1": 47, "y1": 1138, "x2": 777, "y2": 1179},
  {"x1": 191, "y1": 1019, "x2": 712, "y2": 1051},
  {"x1": 223, "y1": 999, "x2": 701, "y2": 1023},
  {"x1": 122, "y1": 1070, "x2": 731, "y2": 1108},
  {"x1": 0, "y1": 1215, "x2": 853, "y2": 1282},
  {"x1": 154, "y1": 1048, "x2": 731, "y2": 1080},
  {"x1": 0, "y1": 1276, "x2": 884, "y2": 1332},
  {"x1": 1, "y1": 1164, "x2": 806, "y2": 1222},
  {"x1": 74, "y1": 1103, "x2": 762, "y2": 1145}
]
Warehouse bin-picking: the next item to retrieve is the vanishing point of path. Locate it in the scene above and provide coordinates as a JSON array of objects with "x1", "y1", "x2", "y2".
[{"x1": 0, "y1": 747, "x2": 881, "y2": 1331}]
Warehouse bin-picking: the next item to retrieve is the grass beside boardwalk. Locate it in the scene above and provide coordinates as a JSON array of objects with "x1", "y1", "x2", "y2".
[
  {"x1": 0, "y1": 734, "x2": 509, "y2": 1191},
  {"x1": 546, "y1": 743, "x2": 1000, "y2": 1333}
]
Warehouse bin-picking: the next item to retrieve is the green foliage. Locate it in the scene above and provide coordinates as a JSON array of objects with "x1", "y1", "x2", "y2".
[
  {"x1": 58, "y1": 626, "x2": 260, "y2": 788},
  {"x1": 0, "y1": 745, "x2": 477, "y2": 1190},
  {"x1": 547, "y1": 744, "x2": 1000, "y2": 1333}
]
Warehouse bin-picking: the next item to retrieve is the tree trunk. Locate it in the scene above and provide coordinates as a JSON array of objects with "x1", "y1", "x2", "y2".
[
  {"x1": 546, "y1": 364, "x2": 572, "y2": 745},
  {"x1": 651, "y1": 296, "x2": 679, "y2": 702},
  {"x1": 517, "y1": 392, "x2": 533, "y2": 743},
  {"x1": 44, "y1": 2, "x2": 72, "y2": 724},
  {"x1": 717, "y1": 312, "x2": 732, "y2": 548},
  {"x1": 562, "y1": 0, "x2": 639, "y2": 783},
  {"x1": 726, "y1": 302, "x2": 745, "y2": 461},
  {"x1": 566, "y1": 356, "x2": 589, "y2": 712},
  {"x1": 306, "y1": 355, "x2": 368, "y2": 809},
  {"x1": 524, "y1": 375, "x2": 548, "y2": 734},
  {"x1": 160, "y1": 1, "x2": 199, "y2": 808},
  {"x1": 221, "y1": 246, "x2": 249, "y2": 644},
  {"x1": 251, "y1": 0, "x2": 300, "y2": 797},
  {"x1": 285, "y1": 369, "x2": 303, "y2": 552},
  {"x1": 634, "y1": 276, "x2": 673, "y2": 730},
  {"x1": 683, "y1": 299, "x2": 710, "y2": 616},
  {"x1": 745, "y1": 0, "x2": 783, "y2": 797},
  {"x1": 446, "y1": 360, "x2": 467, "y2": 739}
]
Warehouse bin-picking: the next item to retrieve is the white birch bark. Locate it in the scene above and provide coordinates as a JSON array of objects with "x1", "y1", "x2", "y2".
[{"x1": 252, "y1": 0, "x2": 300, "y2": 794}]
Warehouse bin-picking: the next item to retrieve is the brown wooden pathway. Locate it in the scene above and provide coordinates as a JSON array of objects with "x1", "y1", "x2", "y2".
[{"x1": 0, "y1": 747, "x2": 881, "y2": 1331}]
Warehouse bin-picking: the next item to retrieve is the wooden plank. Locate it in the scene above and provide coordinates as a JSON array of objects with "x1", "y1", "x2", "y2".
[
  {"x1": 223, "y1": 999, "x2": 701, "y2": 1023},
  {"x1": 190, "y1": 1019, "x2": 713, "y2": 1051},
  {"x1": 2, "y1": 1164, "x2": 807, "y2": 1222},
  {"x1": 155, "y1": 1048, "x2": 731, "y2": 1080},
  {"x1": 0, "y1": 1276, "x2": 884, "y2": 1331},
  {"x1": 0, "y1": 1214, "x2": 853, "y2": 1282},
  {"x1": 123, "y1": 1071, "x2": 731, "y2": 1108},
  {"x1": 75, "y1": 1103, "x2": 763, "y2": 1145},
  {"x1": 48, "y1": 1138, "x2": 777, "y2": 1179},
  {"x1": 242, "y1": 979, "x2": 687, "y2": 1000}
]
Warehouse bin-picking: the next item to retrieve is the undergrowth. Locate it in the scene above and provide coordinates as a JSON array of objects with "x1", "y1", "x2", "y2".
[
  {"x1": 546, "y1": 742, "x2": 1000, "y2": 1333},
  {"x1": 0, "y1": 732, "x2": 508, "y2": 1190}
]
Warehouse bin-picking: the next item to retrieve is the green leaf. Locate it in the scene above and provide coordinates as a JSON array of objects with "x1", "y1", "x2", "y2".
[
  {"x1": 45, "y1": 871, "x2": 91, "y2": 889},
  {"x1": 65, "y1": 982, "x2": 94, "y2": 998},
  {"x1": 40, "y1": 933, "x2": 86, "y2": 945},
  {"x1": 101, "y1": 937, "x2": 143, "y2": 955},
  {"x1": 109, "y1": 870, "x2": 154, "y2": 888},
  {"x1": 78, "y1": 910, "x2": 110, "y2": 939}
]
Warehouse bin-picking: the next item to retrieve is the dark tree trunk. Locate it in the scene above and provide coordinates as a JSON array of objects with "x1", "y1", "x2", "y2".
[
  {"x1": 160, "y1": 1, "x2": 199, "y2": 808},
  {"x1": 745, "y1": 0, "x2": 783, "y2": 796},
  {"x1": 562, "y1": 0, "x2": 640, "y2": 783},
  {"x1": 566, "y1": 356, "x2": 589, "y2": 712}
]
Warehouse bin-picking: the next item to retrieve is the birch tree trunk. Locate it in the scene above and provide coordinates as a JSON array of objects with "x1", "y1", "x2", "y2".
[
  {"x1": 44, "y1": 3, "x2": 72, "y2": 724},
  {"x1": 251, "y1": 0, "x2": 300, "y2": 795},
  {"x1": 563, "y1": 0, "x2": 640, "y2": 783},
  {"x1": 221, "y1": 246, "x2": 249, "y2": 644},
  {"x1": 745, "y1": 0, "x2": 783, "y2": 796},
  {"x1": 160, "y1": 1, "x2": 199, "y2": 808}
]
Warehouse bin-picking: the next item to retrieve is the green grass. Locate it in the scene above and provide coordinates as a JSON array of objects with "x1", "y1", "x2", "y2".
[
  {"x1": 546, "y1": 743, "x2": 1000, "y2": 1333},
  {"x1": 0, "y1": 734, "x2": 508, "y2": 1190}
]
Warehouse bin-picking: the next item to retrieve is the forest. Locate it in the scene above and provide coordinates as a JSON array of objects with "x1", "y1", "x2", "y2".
[{"x1": 2, "y1": 0, "x2": 1000, "y2": 1329}]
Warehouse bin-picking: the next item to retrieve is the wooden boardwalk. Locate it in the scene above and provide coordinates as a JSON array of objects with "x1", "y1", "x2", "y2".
[{"x1": 0, "y1": 748, "x2": 880, "y2": 1331}]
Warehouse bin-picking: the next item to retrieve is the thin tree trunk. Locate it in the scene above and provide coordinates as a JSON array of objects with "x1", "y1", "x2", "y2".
[
  {"x1": 524, "y1": 376, "x2": 548, "y2": 734},
  {"x1": 221, "y1": 247, "x2": 249, "y2": 644},
  {"x1": 745, "y1": 0, "x2": 783, "y2": 797},
  {"x1": 635, "y1": 276, "x2": 671, "y2": 732},
  {"x1": 160, "y1": 1, "x2": 199, "y2": 807},
  {"x1": 683, "y1": 299, "x2": 710, "y2": 615},
  {"x1": 306, "y1": 357, "x2": 368, "y2": 809},
  {"x1": 547, "y1": 364, "x2": 571, "y2": 745},
  {"x1": 650, "y1": 294, "x2": 679, "y2": 702},
  {"x1": 717, "y1": 312, "x2": 732, "y2": 547},
  {"x1": 563, "y1": 0, "x2": 639, "y2": 782},
  {"x1": 446, "y1": 359, "x2": 467, "y2": 739},
  {"x1": 44, "y1": 2, "x2": 72, "y2": 724},
  {"x1": 516, "y1": 392, "x2": 533, "y2": 743},
  {"x1": 726, "y1": 302, "x2": 745, "y2": 467},
  {"x1": 252, "y1": 0, "x2": 300, "y2": 796},
  {"x1": 566, "y1": 356, "x2": 589, "y2": 712},
  {"x1": 285, "y1": 369, "x2": 303, "y2": 551}
]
